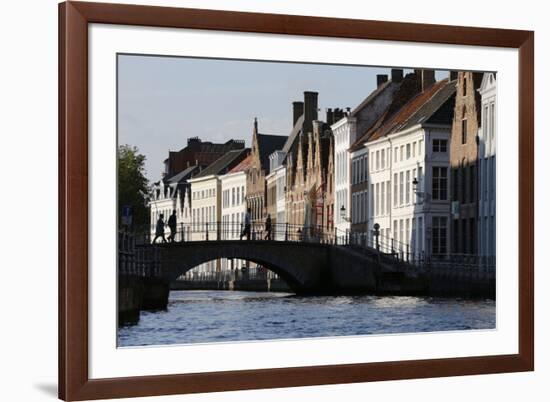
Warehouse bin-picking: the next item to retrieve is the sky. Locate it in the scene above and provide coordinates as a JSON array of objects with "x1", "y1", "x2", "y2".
[{"x1": 118, "y1": 55, "x2": 447, "y2": 181}]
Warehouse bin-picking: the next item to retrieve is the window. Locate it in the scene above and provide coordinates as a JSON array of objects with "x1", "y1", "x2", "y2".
[
  {"x1": 381, "y1": 149, "x2": 385, "y2": 169},
  {"x1": 418, "y1": 139, "x2": 424, "y2": 155},
  {"x1": 406, "y1": 144, "x2": 411, "y2": 159},
  {"x1": 400, "y1": 145, "x2": 404, "y2": 161},
  {"x1": 393, "y1": 173, "x2": 398, "y2": 207},
  {"x1": 376, "y1": 151, "x2": 380, "y2": 171},
  {"x1": 376, "y1": 183, "x2": 380, "y2": 216},
  {"x1": 399, "y1": 219, "x2": 404, "y2": 253},
  {"x1": 386, "y1": 181, "x2": 391, "y2": 213},
  {"x1": 432, "y1": 139, "x2": 448, "y2": 153},
  {"x1": 381, "y1": 182, "x2": 385, "y2": 216},
  {"x1": 399, "y1": 172, "x2": 404, "y2": 205},
  {"x1": 364, "y1": 156, "x2": 368, "y2": 179},
  {"x1": 432, "y1": 216, "x2": 448, "y2": 255},
  {"x1": 483, "y1": 105, "x2": 489, "y2": 142},
  {"x1": 394, "y1": 147, "x2": 398, "y2": 162},
  {"x1": 406, "y1": 170, "x2": 410, "y2": 204},
  {"x1": 461, "y1": 106, "x2": 467, "y2": 144},
  {"x1": 462, "y1": 75, "x2": 467, "y2": 96},
  {"x1": 405, "y1": 219, "x2": 410, "y2": 247},
  {"x1": 231, "y1": 187, "x2": 235, "y2": 206},
  {"x1": 412, "y1": 142, "x2": 416, "y2": 157},
  {"x1": 432, "y1": 167, "x2": 448, "y2": 200}
]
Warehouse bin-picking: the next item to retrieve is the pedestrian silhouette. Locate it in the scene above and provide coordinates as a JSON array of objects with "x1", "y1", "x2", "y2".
[
  {"x1": 264, "y1": 214, "x2": 272, "y2": 240},
  {"x1": 153, "y1": 213, "x2": 167, "y2": 244},
  {"x1": 240, "y1": 208, "x2": 251, "y2": 240},
  {"x1": 167, "y1": 210, "x2": 177, "y2": 242}
]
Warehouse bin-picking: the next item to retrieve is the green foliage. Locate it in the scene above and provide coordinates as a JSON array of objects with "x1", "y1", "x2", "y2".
[{"x1": 118, "y1": 144, "x2": 150, "y2": 228}]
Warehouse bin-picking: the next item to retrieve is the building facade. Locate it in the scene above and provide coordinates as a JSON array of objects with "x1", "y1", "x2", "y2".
[
  {"x1": 477, "y1": 72, "x2": 497, "y2": 259},
  {"x1": 449, "y1": 72, "x2": 483, "y2": 255},
  {"x1": 364, "y1": 77, "x2": 456, "y2": 261},
  {"x1": 164, "y1": 137, "x2": 244, "y2": 177},
  {"x1": 245, "y1": 118, "x2": 287, "y2": 233}
]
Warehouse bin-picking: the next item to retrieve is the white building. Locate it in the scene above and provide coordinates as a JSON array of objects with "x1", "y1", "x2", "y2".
[
  {"x1": 332, "y1": 69, "x2": 405, "y2": 236},
  {"x1": 149, "y1": 165, "x2": 197, "y2": 242},
  {"x1": 365, "y1": 78, "x2": 456, "y2": 261},
  {"x1": 219, "y1": 156, "x2": 250, "y2": 270},
  {"x1": 187, "y1": 149, "x2": 249, "y2": 274},
  {"x1": 477, "y1": 72, "x2": 497, "y2": 259}
]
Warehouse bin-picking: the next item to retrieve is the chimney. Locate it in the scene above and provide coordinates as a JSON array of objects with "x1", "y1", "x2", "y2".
[
  {"x1": 391, "y1": 69, "x2": 403, "y2": 83},
  {"x1": 415, "y1": 69, "x2": 436, "y2": 91},
  {"x1": 449, "y1": 70, "x2": 458, "y2": 81},
  {"x1": 326, "y1": 108, "x2": 334, "y2": 126},
  {"x1": 292, "y1": 101, "x2": 304, "y2": 126},
  {"x1": 303, "y1": 91, "x2": 318, "y2": 135},
  {"x1": 377, "y1": 74, "x2": 388, "y2": 87}
]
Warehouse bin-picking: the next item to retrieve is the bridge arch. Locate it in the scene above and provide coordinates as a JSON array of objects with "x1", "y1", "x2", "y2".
[{"x1": 156, "y1": 240, "x2": 332, "y2": 294}]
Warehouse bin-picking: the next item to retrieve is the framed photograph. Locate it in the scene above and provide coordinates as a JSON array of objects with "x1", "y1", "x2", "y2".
[{"x1": 59, "y1": 1, "x2": 534, "y2": 400}]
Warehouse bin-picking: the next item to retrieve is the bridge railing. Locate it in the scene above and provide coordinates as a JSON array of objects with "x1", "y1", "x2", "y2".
[
  {"x1": 138, "y1": 221, "x2": 348, "y2": 246},
  {"x1": 118, "y1": 231, "x2": 162, "y2": 277}
]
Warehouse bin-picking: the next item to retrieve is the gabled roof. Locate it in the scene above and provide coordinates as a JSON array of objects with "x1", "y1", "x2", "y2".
[
  {"x1": 193, "y1": 148, "x2": 249, "y2": 178},
  {"x1": 349, "y1": 72, "x2": 422, "y2": 151},
  {"x1": 229, "y1": 154, "x2": 253, "y2": 173},
  {"x1": 349, "y1": 80, "x2": 393, "y2": 118},
  {"x1": 282, "y1": 115, "x2": 305, "y2": 155},
  {"x1": 257, "y1": 133, "x2": 287, "y2": 171},
  {"x1": 164, "y1": 164, "x2": 199, "y2": 184},
  {"x1": 365, "y1": 78, "x2": 456, "y2": 143}
]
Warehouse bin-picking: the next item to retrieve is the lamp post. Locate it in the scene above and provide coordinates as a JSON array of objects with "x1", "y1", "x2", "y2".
[
  {"x1": 372, "y1": 222, "x2": 380, "y2": 251},
  {"x1": 412, "y1": 177, "x2": 431, "y2": 201},
  {"x1": 339, "y1": 205, "x2": 350, "y2": 244}
]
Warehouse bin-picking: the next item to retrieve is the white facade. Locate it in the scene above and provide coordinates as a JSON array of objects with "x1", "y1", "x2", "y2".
[
  {"x1": 478, "y1": 72, "x2": 497, "y2": 258},
  {"x1": 149, "y1": 181, "x2": 177, "y2": 240},
  {"x1": 220, "y1": 171, "x2": 247, "y2": 269},
  {"x1": 332, "y1": 116, "x2": 356, "y2": 234},
  {"x1": 188, "y1": 175, "x2": 221, "y2": 273},
  {"x1": 149, "y1": 180, "x2": 191, "y2": 241},
  {"x1": 366, "y1": 124, "x2": 452, "y2": 261}
]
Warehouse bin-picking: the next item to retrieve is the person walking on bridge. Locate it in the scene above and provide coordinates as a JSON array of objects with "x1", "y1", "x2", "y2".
[
  {"x1": 264, "y1": 214, "x2": 272, "y2": 240},
  {"x1": 153, "y1": 213, "x2": 167, "y2": 244},
  {"x1": 167, "y1": 210, "x2": 177, "y2": 242},
  {"x1": 240, "y1": 208, "x2": 251, "y2": 240}
]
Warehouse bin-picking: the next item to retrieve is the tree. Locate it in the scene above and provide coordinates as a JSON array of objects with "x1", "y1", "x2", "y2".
[{"x1": 118, "y1": 144, "x2": 149, "y2": 229}]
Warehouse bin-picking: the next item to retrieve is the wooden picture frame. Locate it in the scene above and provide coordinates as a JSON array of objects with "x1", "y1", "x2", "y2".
[{"x1": 59, "y1": 1, "x2": 534, "y2": 400}]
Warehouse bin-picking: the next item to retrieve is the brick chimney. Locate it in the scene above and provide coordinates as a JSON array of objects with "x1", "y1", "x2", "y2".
[
  {"x1": 293, "y1": 101, "x2": 304, "y2": 126},
  {"x1": 326, "y1": 108, "x2": 334, "y2": 126},
  {"x1": 303, "y1": 91, "x2": 318, "y2": 135},
  {"x1": 415, "y1": 69, "x2": 436, "y2": 91},
  {"x1": 377, "y1": 74, "x2": 388, "y2": 87},
  {"x1": 391, "y1": 69, "x2": 403, "y2": 83}
]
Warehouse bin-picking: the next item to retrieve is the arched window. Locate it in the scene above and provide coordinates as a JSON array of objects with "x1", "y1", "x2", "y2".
[
  {"x1": 462, "y1": 75, "x2": 468, "y2": 96},
  {"x1": 461, "y1": 106, "x2": 467, "y2": 144}
]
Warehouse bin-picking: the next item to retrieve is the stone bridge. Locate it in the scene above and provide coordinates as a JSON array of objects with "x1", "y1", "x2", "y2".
[{"x1": 147, "y1": 240, "x2": 420, "y2": 294}]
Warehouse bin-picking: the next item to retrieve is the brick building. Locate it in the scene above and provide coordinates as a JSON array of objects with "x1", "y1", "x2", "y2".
[
  {"x1": 245, "y1": 118, "x2": 287, "y2": 229},
  {"x1": 449, "y1": 71, "x2": 483, "y2": 255},
  {"x1": 163, "y1": 137, "x2": 245, "y2": 178}
]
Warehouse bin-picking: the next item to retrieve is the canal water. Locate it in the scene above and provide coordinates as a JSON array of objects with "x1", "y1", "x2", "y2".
[{"x1": 118, "y1": 290, "x2": 496, "y2": 347}]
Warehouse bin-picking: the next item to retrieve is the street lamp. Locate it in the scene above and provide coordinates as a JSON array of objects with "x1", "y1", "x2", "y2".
[
  {"x1": 412, "y1": 177, "x2": 430, "y2": 200},
  {"x1": 340, "y1": 205, "x2": 351, "y2": 222}
]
